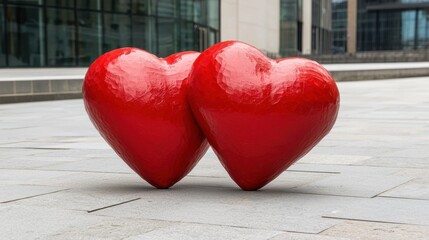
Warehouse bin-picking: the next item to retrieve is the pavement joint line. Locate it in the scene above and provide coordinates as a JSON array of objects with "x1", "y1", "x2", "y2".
[
  {"x1": 348, "y1": 163, "x2": 429, "y2": 169},
  {"x1": 0, "y1": 167, "x2": 133, "y2": 175},
  {"x1": 285, "y1": 169, "x2": 341, "y2": 174},
  {"x1": 274, "y1": 190, "x2": 371, "y2": 199},
  {"x1": 337, "y1": 117, "x2": 429, "y2": 121},
  {"x1": 94, "y1": 215, "x2": 310, "y2": 235},
  {"x1": 87, "y1": 198, "x2": 141, "y2": 213},
  {"x1": 371, "y1": 178, "x2": 415, "y2": 198},
  {"x1": 0, "y1": 147, "x2": 72, "y2": 150},
  {"x1": 376, "y1": 195, "x2": 429, "y2": 202},
  {"x1": 0, "y1": 188, "x2": 70, "y2": 204},
  {"x1": 321, "y1": 216, "x2": 427, "y2": 226}
]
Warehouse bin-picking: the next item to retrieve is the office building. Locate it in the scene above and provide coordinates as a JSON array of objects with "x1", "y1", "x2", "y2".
[
  {"x1": 333, "y1": 0, "x2": 429, "y2": 53},
  {"x1": 0, "y1": 0, "x2": 220, "y2": 67},
  {"x1": 221, "y1": 0, "x2": 332, "y2": 56}
]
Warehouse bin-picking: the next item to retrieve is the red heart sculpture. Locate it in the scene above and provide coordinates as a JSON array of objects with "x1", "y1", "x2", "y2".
[
  {"x1": 83, "y1": 48, "x2": 208, "y2": 189},
  {"x1": 188, "y1": 41, "x2": 340, "y2": 190}
]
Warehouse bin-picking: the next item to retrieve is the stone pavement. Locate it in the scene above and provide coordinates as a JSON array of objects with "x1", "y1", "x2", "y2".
[{"x1": 0, "y1": 77, "x2": 428, "y2": 239}]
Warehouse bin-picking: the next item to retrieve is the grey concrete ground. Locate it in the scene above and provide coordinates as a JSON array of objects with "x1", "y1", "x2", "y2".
[{"x1": 0, "y1": 77, "x2": 428, "y2": 239}]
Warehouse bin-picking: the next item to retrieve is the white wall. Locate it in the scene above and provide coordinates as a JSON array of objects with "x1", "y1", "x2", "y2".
[{"x1": 221, "y1": 0, "x2": 280, "y2": 54}]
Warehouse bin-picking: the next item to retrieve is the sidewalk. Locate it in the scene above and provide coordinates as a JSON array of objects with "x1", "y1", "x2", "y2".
[
  {"x1": 2, "y1": 62, "x2": 429, "y2": 104},
  {"x1": 0, "y1": 76, "x2": 428, "y2": 239}
]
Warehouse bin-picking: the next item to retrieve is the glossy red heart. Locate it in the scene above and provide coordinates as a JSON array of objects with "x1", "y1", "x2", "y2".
[
  {"x1": 188, "y1": 41, "x2": 340, "y2": 190},
  {"x1": 83, "y1": 48, "x2": 208, "y2": 189}
]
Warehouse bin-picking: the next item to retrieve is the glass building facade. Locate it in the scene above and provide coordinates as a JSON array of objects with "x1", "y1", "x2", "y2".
[
  {"x1": 332, "y1": 0, "x2": 347, "y2": 53},
  {"x1": 311, "y1": 0, "x2": 332, "y2": 54},
  {"x1": 280, "y1": 0, "x2": 302, "y2": 56},
  {"x1": 0, "y1": 0, "x2": 220, "y2": 67},
  {"x1": 280, "y1": 0, "x2": 332, "y2": 56},
  {"x1": 357, "y1": 0, "x2": 429, "y2": 51}
]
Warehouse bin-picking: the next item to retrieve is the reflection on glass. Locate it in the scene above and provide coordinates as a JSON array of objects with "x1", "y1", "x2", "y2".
[
  {"x1": 7, "y1": 5, "x2": 44, "y2": 66},
  {"x1": 132, "y1": 0, "x2": 155, "y2": 15},
  {"x1": 401, "y1": 10, "x2": 416, "y2": 49},
  {"x1": 104, "y1": 0, "x2": 131, "y2": 13},
  {"x1": 207, "y1": 0, "x2": 219, "y2": 29},
  {"x1": 0, "y1": 6, "x2": 5, "y2": 66},
  {"x1": 179, "y1": 22, "x2": 194, "y2": 52},
  {"x1": 77, "y1": 0, "x2": 101, "y2": 10},
  {"x1": 156, "y1": 0, "x2": 177, "y2": 17},
  {"x1": 104, "y1": 13, "x2": 131, "y2": 52},
  {"x1": 45, "y1": 0, "x2": 74, "y2": 8},
  {"x1": 7, "y1": 0, "x2": 43, "y2": 5},
  {"x1": 416, "y1": 9, "x2": 429, "y2": 49},
  {"x1": 208, "y1": 30, "x2": 216, "y2": 46},
  {"x1": 132, "y1": 16, "x2": 157, "y2": 53},
  {"x1": 0, "y1": 0, "x2": 220, "y2": 67},
  {"x1": 158, "y1": 17, "x2": 177, "y2": 57},
  {"x1": 78, "y1": 11, "x2": 102, "y2": 65},
  {"x1": 193, "y1": 0, "x2": 207, "y2": 25},
  {"x1": 46, "y1": 8, "x2": 76, "y2": 66},
  {"x1": 280, "y1": 0, "x2": 301, "y2": 55},
  {"x1": 180, "y1": 0, "x2": 194, "y2": 21}
]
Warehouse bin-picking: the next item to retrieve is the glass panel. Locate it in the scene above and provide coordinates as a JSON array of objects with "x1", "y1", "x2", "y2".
[
  {"x1": 179, "y1": 22, "x2": 194, "y2": 52},
  {"x1": 77, "y1": 0, "x2": 101, "y2": 10},
  {"x1": 156, "y1": 0, "x2": 177, "y2": 17},
  {"x1": 103, "y1": 13, "x2": 131, "y2": 52},
  {"x1": 104, "y1": 0, "x2": 131, "y2": 13},
  {"x1": 132, "y1": 0, "x2": 155, "y2": 15},
  {"x1": 45, "y1": 0, "x2": 74, "y2": 8},
  {"x1": 180, "y1": 0, "x2": 193, "y2": 21},
  {"x1": 132, "y1": 16, "x2": 156, "y2": 53},
  {"x1": 401, "y1": 10, "x2": 417, "y2": 49},
  {"x1": 417, "y1": 9, "x2": 429, "y2": 49},
  {"x1": 193, "y1": 0, "x2": 207, "y2": 25},
  {"x1": 7, "y1": 0, "x2": 43, "y2": 5},
  {"x1": 332, "y1": 0, "x2": 348, "y2": 53},
  {"x1": 207, "y1": 0, "x2": 219, "y2": 29},
  {"x1": 208, "y1": 30, "x2": 216, "y2": 46},
  {"x1": 46, "y1": 8, "x2": 76, "y2": 66},
  {"x1": 0, "y1": 5, "x2": 6, "y2": 66},
  {"x1": 6, "y1": 5, "x2": 44, "y2": 66},
  {"x1": 78, "y1": 11, "x2": 102, "y2": 66},
  {"x1": 157, "y1": 17, "x2": 177, "y2": 57}
]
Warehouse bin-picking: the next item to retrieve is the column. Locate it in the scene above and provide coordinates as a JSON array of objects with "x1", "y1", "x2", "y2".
[
  {"x1": 347, "y1": 0, "x2": 357, "y2": 54},
  {"x1": 302, "y1": 0, "x2": 312, "y2": 55}
]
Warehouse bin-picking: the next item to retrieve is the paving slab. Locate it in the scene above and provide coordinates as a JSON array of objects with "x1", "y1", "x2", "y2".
[
  {"x1": 0, "y1": 204, "x2": 170, "y2": 240},
  {"x1": 125, "y1": 223, "x2": 283, "y2": 240},
  {"x1": 358, "y1": 156, "x2": 429, "y2": 169},
  {"x1": 380, "y1": 178, "x2": 429, "y2": 200},
  {"x1": 323, "y1": 197, "x2": 429, "y2": 225},
  {"x1": 299, "y1": 154, "x2": 372, "y2": 165},
  {"x1": 0, "y1": 184, "x2": 66, "y2": 203},
  {"x1": 321, "y1": 220, "x2": 429, "y2": 240},
  {"x1": 0, "y1": 77, "x2": 429, "y2": 238},
  {"x1": 288, "y1": 174, "x2": 412, "y2": 198},
  {"x1": 91, "y1": 189, "x2": 363, "y2": 234}
]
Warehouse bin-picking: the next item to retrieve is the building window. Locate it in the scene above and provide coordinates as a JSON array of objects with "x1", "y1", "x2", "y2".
[
  {"x1": 6, "y1": 5, "x2": 45, "y2": 67},
  {"x1": 0, "y1": 0, "x2": 220, "y2": 67},
  {"x1": 332, "y1": 0, "x2": 347, "y2": 53},
  {"x1": 0, "y1": 5, "x2": 6, "y2": 67},
  {"x1": 357, "y1": 0, "x2": 429, "y2": 51}
]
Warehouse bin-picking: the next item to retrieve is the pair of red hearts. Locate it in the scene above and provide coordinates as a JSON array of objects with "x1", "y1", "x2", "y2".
[{"x1": 83, "y1": 41, "x2": 340, "y2": 191}]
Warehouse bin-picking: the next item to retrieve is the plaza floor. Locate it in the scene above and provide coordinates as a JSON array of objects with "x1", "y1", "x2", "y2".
[{"x1": 0, "y1": 77, "x2": 428, "y2": 239}]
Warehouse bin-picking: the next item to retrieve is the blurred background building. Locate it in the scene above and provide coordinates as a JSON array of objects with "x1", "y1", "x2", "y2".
[
  {"x1": 333, "y1": 0, "x2": 429, "y2": 53},
  {"x1": 2, "y1": 0, "x2": 429, "y2": 68},
  {"x1": 0, "y1": 0, "x2": 220, "y2": 67}
]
